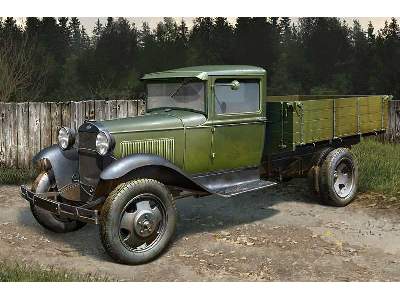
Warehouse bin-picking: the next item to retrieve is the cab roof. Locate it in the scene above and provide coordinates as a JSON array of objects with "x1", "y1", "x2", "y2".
[{"x1": 141, "y1": 65, "x2": 266, "y2": 81}]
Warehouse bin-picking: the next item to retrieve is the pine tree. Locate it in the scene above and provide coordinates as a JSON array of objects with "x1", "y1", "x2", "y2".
[
  {"x1": 69, "y1": 17, "x2": 82, "y2": 52},
  {"x1": 92, "y1": 18, "x2": 103, "y2": 45}
]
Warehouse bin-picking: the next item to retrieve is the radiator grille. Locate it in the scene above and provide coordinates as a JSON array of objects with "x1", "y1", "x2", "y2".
[
  {"x1": 120, "y1": 138, "x2": 175, "y2": 163},
  {"x1": 78, "y1": 131, "x2": 97, "y2": 151}
]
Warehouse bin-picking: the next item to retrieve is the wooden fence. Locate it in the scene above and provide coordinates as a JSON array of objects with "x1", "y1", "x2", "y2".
[
  {"x1": 0, "y1": 100, "x2": 145, "y2": 169},
  {"x1": 1, "y1": 98, "x2": 400, "y2": 169},
  {"x1": 384, "y1": 100, "x2": 400, "y2": 142}
]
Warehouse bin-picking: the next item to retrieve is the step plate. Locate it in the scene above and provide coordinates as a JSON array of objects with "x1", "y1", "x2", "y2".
[{"x1": 213, "y1": 179, "x2": 277, "y2": 197}]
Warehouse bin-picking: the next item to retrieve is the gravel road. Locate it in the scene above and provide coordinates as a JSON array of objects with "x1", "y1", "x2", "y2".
[{"x1": 1, "y1": 179, "x2": 399, "y2": 281}]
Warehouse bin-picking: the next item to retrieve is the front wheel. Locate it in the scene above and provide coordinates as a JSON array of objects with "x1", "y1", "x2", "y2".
[
  {"x1": 99, "y1": 179, "x2": 177, "y2": 265},
  {"x1": 319, "y1": 147, "x2": 359, "y2": 207}
]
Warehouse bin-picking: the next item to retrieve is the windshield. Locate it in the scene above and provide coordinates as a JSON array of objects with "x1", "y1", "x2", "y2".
[{"x1": 147, "y1": 80, "x2": 205, "y2": 112}]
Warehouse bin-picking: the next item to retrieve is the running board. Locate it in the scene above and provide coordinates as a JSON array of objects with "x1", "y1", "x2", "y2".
[{"x1": 212, "y1": 179, "x2": 277, "y2": 197}]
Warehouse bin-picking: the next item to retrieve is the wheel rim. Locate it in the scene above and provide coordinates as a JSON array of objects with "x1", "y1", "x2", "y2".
[
  {"x1": 118, "y1": 193, "x2": 167, "y2": 253},
  {"x1": 333, "y1": 159, "x2": 354, "y2": 198}
]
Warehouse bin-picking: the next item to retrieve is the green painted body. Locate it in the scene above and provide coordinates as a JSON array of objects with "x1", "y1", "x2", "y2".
[
  {"x1": 96, "y1": 65, "x2": 390, "y2": 176},
  {"x1": 266, "y1": 95, "x2": 390, "y2": 154}
]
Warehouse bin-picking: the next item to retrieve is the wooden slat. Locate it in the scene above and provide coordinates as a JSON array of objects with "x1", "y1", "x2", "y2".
[
  {"x1": 76, "y1": 101, "x2": 85, "y2": 129},
  {"x1": 85, "y1": 100, "x2": 95, "y2": 120},
  {"x1": 0, "y1": 103, "x2": 5, "y2": 165},
  {"x1": 138, "y1": 99, "x2": 146, "y2": 115},
  {"x1": 28, "y1": 102, "x2": 41, "y2": 167},
  {"x1": 3, "y1": 103, "x2": 11, "y2": 166},
  {"x1": 17, "y1": 103, "x2": 29, "y2": 168},
  {"x1": 9, "y1": 103, "x2": 18, "y2": 167},
  {"x1": 70, "y1": 102, "x2": 78, "y2": 132},
  {"x1": 127, "y1": 100, "x2": 138, "y2": 117},
  {"x1": 61, "y1": 101, "x2": 71, "y2": 128},
  {"x1": 117, "y1": 100, "x2": 128, "y2": 118},
  {"x1": 50, "y1": 102, "x2": 62, "y2": 145},
  {"x1": 106, "y1": 100, "x2": 117, "y2": 120},
  {"x1": 95, "y1": 100, "x2": 106, "y2": 121},
  {"x1": 40, "y1": 102, "x2": 52, "y2": 149}
]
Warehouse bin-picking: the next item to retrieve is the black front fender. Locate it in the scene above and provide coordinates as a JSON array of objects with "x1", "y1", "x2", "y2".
[
  {"x1": 33, "y1": 145, "x2": 78, "y2": 189},
  {"x1": 100, "y1": 154, "x2": 210, "y2": 193}
]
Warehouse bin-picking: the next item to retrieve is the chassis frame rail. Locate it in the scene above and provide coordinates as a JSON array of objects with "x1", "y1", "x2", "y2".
[{"x1": 20, "y1": 186, "x2": 99, "y2": 224}]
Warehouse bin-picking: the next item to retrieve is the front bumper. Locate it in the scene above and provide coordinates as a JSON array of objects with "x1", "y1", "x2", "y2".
[{"x1": 20, "y1": 185, "x2": 99, "y2": 224}]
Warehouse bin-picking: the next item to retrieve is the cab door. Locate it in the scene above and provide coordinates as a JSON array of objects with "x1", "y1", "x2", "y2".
[{"x1": 210, "y1": 76, "x2": 266, "y2": 172}]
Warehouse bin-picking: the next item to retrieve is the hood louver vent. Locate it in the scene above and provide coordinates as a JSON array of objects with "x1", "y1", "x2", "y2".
[{"x1": 120, "y1": 138, "x2": 175, "y2": 163}]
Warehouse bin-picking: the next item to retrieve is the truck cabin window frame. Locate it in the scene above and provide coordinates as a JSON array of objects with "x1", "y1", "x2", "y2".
[
  {"x1": 214, "y1": 78, "x2": 261, "y2": 115},
  {"x1": 146, "y1": 79, "x2": 206, "y2": 114}
]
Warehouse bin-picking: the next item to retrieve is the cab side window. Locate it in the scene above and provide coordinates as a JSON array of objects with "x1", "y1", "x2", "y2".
[{"x1": 214, "y1": 79, "x2": 260, "y2": 114}]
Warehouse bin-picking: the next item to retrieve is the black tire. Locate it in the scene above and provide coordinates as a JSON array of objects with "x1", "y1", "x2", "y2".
[
  {"x1": 30, "y1": 171, "x2": 87, "y2": 233},
  {"x1": 319, "y1": 147, "x2": 359, "y2": 207},
  {"x1": 100, "y1": 179, "x2": 177, "y2": 265}
]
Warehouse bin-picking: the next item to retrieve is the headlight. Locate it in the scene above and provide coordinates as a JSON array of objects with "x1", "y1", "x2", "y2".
[
  {"x1": 96, "y1": 131, "x2": 113, "y2": 156},
  {"x1": 58, "y1": 127, "x2": 75, "y2": 150}
]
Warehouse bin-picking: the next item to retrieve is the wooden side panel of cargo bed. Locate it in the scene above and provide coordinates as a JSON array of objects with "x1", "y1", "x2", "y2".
[
  {"x1": 265, "y1": 95, "x2": 388, "y2": 156},
  {"x1": 294, "y1": 100, "x2": 334, "y2": 144},
  {"x1": 358, "y1": 96, "x2": 388, "y2": 133}
]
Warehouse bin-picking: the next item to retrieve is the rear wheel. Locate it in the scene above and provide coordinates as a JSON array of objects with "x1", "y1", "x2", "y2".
[
  {"x1": 30, "y1": 171, "x2": 86, "y2": 233},
  {"x1": 319, "y1": 148, "x2": 358, "y2": 207},
  {"x1": 100, "y1": 179, "x2": 177, "y2": 265}
]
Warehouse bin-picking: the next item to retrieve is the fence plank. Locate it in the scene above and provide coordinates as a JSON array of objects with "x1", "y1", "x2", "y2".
[
  {"x1": 117, "y1": 100, "x2": 128, "y2": 118},
  {"x1": 29, "y1": 102, "x2": 41, "y2": 167},
  {"x1": 70, "y1": 102, "x2": 78, "y2": 132},
  {"x1": 85, "y1": 100, "x2": 95, "y2": 120},
  {"x1": 106, "y1": 100, "x2": 117, "y2": 120},
  {"x1": 138, "y1": 99, "x2": 146, "y2": 115},
  {"x1": 95, "y1": 100, "x2": 106, "y2": 121},
  {"x1": 8, "y1": 103, "x2": 18, "y2": 167},
  {"x1": 3, "y1": 103, "x2": 11, "y2": 167},
  {"x1": 76, "y1": 101, "x2": 85, "y2": 129},
  {"x1": 40, "y1": 102, "x2": 52, "y2": 149},
  {"x1": 61, "y1": 102, "x2": 71, "y2": 128},
  {"x1": 127, "y1": 100, "x2": 138, "y2": 117},
  {"x1": 17, "y1": 103, "x2": 29, "y2": 168},
  {"x1": 0, "y1": 103, "x2": 5, "y2": 165},
  {"x1": 50, "y1": 102, "x2": 62, "y2": 145}
]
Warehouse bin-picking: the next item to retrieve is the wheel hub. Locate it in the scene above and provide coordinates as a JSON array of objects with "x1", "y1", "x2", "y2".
[
  {"x1": 333, "y1": 160, "x2": 354, "y2": 198},
  {"x1": 134, "y1": 210, "x2": 157, "y2": 237}
]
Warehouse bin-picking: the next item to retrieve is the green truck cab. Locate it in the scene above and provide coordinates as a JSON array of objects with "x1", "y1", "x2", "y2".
[{"x1": 20, "y1": 65, "x2": 390, "y2": 264}]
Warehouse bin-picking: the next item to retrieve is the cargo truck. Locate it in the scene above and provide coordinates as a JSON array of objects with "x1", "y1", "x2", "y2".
[{"x1": 21, "y1": 65, "x2": 390, "y2": 264}]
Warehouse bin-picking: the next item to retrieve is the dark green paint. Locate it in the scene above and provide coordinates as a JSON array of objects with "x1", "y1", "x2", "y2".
[{"x1": 95, "y1": 65, "x2": 390, "y2": 176}]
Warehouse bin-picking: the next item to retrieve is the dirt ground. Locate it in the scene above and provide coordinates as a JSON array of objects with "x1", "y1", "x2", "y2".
[{"x1": 1, "y1": 179, "x2": 400, "y2": 281}]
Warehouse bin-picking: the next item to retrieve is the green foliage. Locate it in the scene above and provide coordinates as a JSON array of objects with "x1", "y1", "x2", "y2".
[
  {"x1": 0, "y1": 167, "x2": 36, "y2": 185},
  {"x1": 352, "y1": 138, "x2": 400, "y2": 195},
  {"x1": 1, "y1": 17, "x2": 400, "y2": 101},
  {"x1": 0, "y1": 260, "x2": 109, "y2": 282}
]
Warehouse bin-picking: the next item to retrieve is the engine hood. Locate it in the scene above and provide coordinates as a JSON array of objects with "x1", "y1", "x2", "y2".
[{"x1": 95, "y1": 109, "x2": 207, "y2": 134}]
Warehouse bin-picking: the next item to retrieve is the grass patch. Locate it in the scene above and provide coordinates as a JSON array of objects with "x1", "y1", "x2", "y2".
[
  {"x1": 0, "y1": 167, "x2": 36, "y2": 185},
  {"x1": 0, "y1": 260, "x2": 109, "y2": 282},
  {"x1": 352, "y1": 138, "x2": 400, "y2": 196}
]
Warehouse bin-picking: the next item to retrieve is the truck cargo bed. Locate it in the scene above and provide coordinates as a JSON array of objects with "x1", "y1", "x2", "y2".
[{"x1": 265, "y1": 95, "x2": 390, "y2": 154}]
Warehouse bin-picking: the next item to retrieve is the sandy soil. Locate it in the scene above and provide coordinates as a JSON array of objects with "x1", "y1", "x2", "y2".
[{"x1": 1, "y1": 179, "x2": 399, "y2": 281}]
